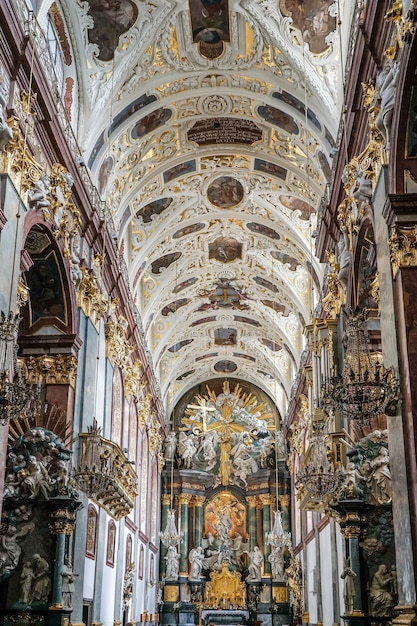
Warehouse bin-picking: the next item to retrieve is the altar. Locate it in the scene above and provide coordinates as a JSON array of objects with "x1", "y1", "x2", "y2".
[{"x1": 202, "y1": 610, "x2": 249, "y2": 626}]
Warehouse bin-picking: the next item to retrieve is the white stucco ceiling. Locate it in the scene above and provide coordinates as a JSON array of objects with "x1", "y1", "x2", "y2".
[{"x1": 56, "y1": 0, "x2": 356, "y2": 417}]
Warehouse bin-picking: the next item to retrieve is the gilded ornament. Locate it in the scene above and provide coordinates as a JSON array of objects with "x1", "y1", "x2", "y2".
[
  {"x1": 124, "y1": 360, "x2": 143, "y2": 397},
  {"x1": 77, "y1": 267, "x2": 108, "y2": 329},
  {"x1": 322, "y1": 250, "x2": 345, "y2": 317},
  {"x1": 0, "y1": 117, "x2": 43, "y2": 196},
  {"x1": 24, "y1": 354, "x2": 78, "y2": 388},
  {"x1": 105, "y1": 316, "x2": 134, "y2": 368},
  {"x1": 389, "y1": 224, "x2": 417, "y2": 277},
  {"x1": 16, "y1": 279, "x2": 30, "y2": 312},
  {"x1": 385, "y1": 1, "x2": 415, "y2": 59},
  {"x1": 148, "y1": 424, "x2": 163, "y2": 456},
  {"x1": 48, "y1": 521, "x2": 75, "y2": 535},
  {"x1": 138, "y1": 393, "x2": 152, "y2": 430},
  {"x1": 178, "y1": 493, "x2": 192, "y2": 505}
]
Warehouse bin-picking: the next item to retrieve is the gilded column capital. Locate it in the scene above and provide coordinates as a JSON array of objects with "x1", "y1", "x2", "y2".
[
  {"x1": 247, "y1": 496, "x2": 258, "y2": 507},
  {"x1": 389, "y1": 224, "x2": 417, "y2": 277},
  {"x1": 193, "y1": 496, "x2": 206, "y2": 507},
  {"x1": 24, "y1": 354, "x2": 78, "y2": 388},
  {"x1": 279, "y1": 494, "x2": 291, "y2": 507},
  {"x1": 162, "y1": 494, "x2": 172, "y2": 506},
  {"x1": 77, "y1": 267, "x2": 108, "y2": 329},
  {"x1": 340, "y1": 525, "x2": 362, "y2": 539},
  {"x1": 178, "y1": 493, "x2": 192, "y2": 506},
  {"x1": 258, "y1": 494, "x2": 272, "y2": 506},
  {"x1": 48, "y1": 521, "x2": 76, "y2": 535}
]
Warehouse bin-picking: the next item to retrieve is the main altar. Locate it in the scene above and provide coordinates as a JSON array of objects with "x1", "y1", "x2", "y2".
[{"x1": 158, "y1": 381, "x2": 293, "y2": 626}]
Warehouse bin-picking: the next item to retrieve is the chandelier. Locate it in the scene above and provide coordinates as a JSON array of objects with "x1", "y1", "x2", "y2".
[
  {"x1": 159, "y1": 508, "x2": 183, "y2": 547},
  {"x1": 322, "y1": 310, "x2": 398, "y2": 427},
  {"x1": 159, "y1": 431, "x2": 183, "y2": 547},
  {"x1": 296, "y1": 419, "x2": 343, "y2": 501},
  {"x1": 266, "y1": 510, "x2": 291, "y2": 549},
  {"x1": 0, "y1": 311, "x2": 37, "y2": 424},
  {"x1": 266, "y1": 429, "x2": 292, "y2": 548}
]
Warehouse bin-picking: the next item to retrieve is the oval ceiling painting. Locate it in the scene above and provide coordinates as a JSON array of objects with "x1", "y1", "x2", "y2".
[
  {"x1": 207, "y1": 176, "x2": 244, "y2": 208},
  {"x1": 131, "y1": 108, "x2": 172, "y2": 140},
  {"x1": 151, "y1": 252, "x2": 181, "y2": 274},
  {"x1": 168, "y1": 338, "x2": 194, "y2": 353},
  {"x1": 173, "y1": 223, "x2": 205, "y2": 239},
  {"x1": 136, "y1": 197, "x2": 173, "y2": 223},
  {"x1": 214, "y1": 360, "x2": 237, "y2": 373},
  {"x1": 257, "y1": 105, "x2": 299, "y2": 134},
  {"x1": 161, "y1": 298, "x2": 190, "y2": 316},
  {"x1": 279, "y1": 195, "x2": 315, "y2": 220}
]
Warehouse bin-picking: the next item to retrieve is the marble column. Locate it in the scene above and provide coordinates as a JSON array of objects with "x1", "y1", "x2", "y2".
[
  {"x1": 194, "y1": 496, "x2": 205, "y2": 548},
  {"x1": 160, "y1": 494, "x2": 171, "y2": 576},
  {"x1": 247, "y1": 496, "x2": 258, "y2": 551},
  {"x1": 178, "y1": 493, "x2": 192, "y2": 576},
  {"x1": 260, "y1": 494, "x2": 272, "y2": 576},
  {"x1": 49, "y1": 509, "x2": 77, "y2": 609},
  {"x1": 279, "y1": 494, "x2": 291, "y2": 534}
]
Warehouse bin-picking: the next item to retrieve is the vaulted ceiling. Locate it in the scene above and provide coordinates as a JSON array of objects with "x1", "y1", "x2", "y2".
[{"x1": 58, "y1": 0, "x2": 355, "y2": 418}]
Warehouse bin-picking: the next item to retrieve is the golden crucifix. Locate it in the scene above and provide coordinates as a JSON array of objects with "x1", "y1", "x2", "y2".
[{"x1": 182, "y1": 383, "x2": 268, "y2": 485}]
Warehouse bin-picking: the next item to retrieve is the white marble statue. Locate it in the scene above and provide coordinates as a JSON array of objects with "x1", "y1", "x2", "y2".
[
  {"x1": 247, "y1": 546, "x2": 263, "y2": 581},
  {"x1": 165, "y1": 545, "x2": 180, "y2": 581},
  {"x1": 269, "y1": 546, "x2": 285, "y2": 581},
  {"x1": 188, "y1": 546, "x2": 205, "y2": 579}
]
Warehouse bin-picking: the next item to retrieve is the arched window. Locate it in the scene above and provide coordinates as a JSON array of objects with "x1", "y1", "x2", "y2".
[
  {"x1": 85, "y1": 505, "x2": 98, "y2": 559},
  {"x1": 138, "y1": 544, "x2": 144, "y2": 580},
  {"x1": 106, "y1": 520, "x2": 116, "y2": 567},
  {"x1": 149, "y1": 553, "x2": 155, "y2": 586},
  {"x1": 111, "y1": 367, "x2": 124, "y2": 446},
  {"x1": 126, "y1": 533, "x2": 133, "y2": 569}
]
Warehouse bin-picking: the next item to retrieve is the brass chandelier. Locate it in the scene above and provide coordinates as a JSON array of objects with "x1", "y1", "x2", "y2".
[
  {"x1": 0, "y1": 311, "x2": 37, "y2": 425},
  {"x1": 322, "y1": 310, "x2": 398, "y2": 428},
  {"x1": 296, "y1": 419, "x2": 343, "y2": 501}
]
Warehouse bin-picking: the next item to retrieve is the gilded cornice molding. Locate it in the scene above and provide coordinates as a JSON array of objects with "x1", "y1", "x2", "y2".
[
  {"x1": 389, "y1": 224, "x2": 417, "y2": 276},
  {"x1": 77, "y1": 267, "x2": 108, "y2": 329},
  {"x1": 105, "y1": 315, "x2": 133, "y2": 368}
]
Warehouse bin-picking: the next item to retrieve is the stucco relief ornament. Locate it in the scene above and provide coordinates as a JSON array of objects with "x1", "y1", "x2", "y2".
[{"x1": 199, "y1": 95, "x2": 232, "y2": 115}]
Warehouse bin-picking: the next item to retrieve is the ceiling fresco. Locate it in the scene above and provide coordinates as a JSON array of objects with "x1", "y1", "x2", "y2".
[{"x1": 64, "y1": 0, "x2": 354, "y2": 418}]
